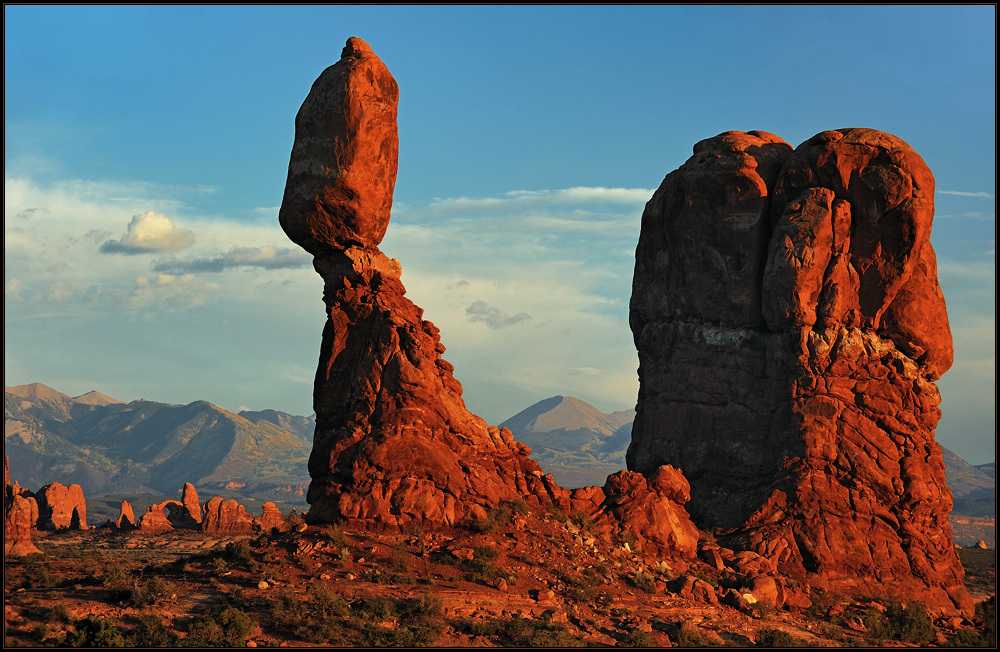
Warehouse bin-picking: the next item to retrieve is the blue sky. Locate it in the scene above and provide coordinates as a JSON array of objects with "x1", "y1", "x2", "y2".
[{"x1": 4, "y1": 5, "x2": 995, "y2": 463}]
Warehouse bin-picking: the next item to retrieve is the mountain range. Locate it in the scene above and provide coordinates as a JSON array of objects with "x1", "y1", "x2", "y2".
[{"x1": 4, "y1": 383, "x2": 993, "y2": 533}]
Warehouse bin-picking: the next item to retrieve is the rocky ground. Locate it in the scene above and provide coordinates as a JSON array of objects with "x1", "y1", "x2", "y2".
[{"x1": 4, "y1": 502, "x2": 994, "y2": 648}]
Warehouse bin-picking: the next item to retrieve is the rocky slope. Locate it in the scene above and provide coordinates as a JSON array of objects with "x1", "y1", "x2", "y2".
[{"x1": 630, "y1": 129, "x2": 972, "y2": 615}]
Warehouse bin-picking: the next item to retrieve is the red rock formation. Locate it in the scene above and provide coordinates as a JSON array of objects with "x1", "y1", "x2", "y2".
[
  {"x1": 278, "y1": 37, "x2": 399, "y2": 254},
  {"x1": 4, "y1": 458, "x2": 41, "y2": 556},
  {"x1": 138, "y1": 503, "x2": 174, "y2": 533},
  {"x1": 202, "y1": 497, "x2": 255, "y2": 534},
  {"x1": 35, "y1": 481, "x2": 87, "y2": 530},
  {"x1": 629, "y1": 128, "x2": 971, "y2": 615},
  {"x1": 181, "y1": 483, "x2": 203, "y2": 525},
  {"x1": 257, "y1": 502, "x2": 287, "y2": 533},
  {"x1": 280, "y1": 38, "x2": 564, "y2": 528},
  {"x1": 593, "y1": 467, "x2": 699, "y2": 558},
  {"x1": 115, "y1": 500, "x2": 136, "y2": 530}
]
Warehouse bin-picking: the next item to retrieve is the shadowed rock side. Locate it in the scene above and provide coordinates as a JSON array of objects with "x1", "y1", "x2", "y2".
[{"x1": 629, "y1": 128, "x2": 971, "y2": 615}]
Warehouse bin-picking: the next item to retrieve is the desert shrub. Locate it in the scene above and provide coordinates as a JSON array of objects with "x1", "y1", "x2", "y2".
[
  {"x1": 321, "y1": 525, "x2": 349, "y2": 549},
  {"x1": 63, "y1": 616, "x2": 127, "y2": 648},
  {"x1": 308, "y1": 581, "x2": 351, "y2": 618},
  {"x1": 546, "y1": 502, "x2": 570, "y2": 524},
  {"x1": 558, "y1": 569, "x2": 603, "y2": 603},
  {"x1": 21, "y1": 553, "x2": 53, "y2": 589},
  {"x1": 464, "y1": 545, "x2": 504, "y2": 584},
  {"x1": 353, "y1": 596, "x2": 397, "y2": 623},
  {"x1": 101, "y1": 559, "x2": 132, "y2": 588},
  {"x1": 225, "y1": 539, "x2": 254, "y2": 562},
  {"x1": 32, "y1": 623, "x2": 51, "y2": 642},
  {"x1": 570, "y1": 511, "x2": 595, "y2": 532},
  {"x1": 47, "y1": 603, "x2": 72, "y2": 623},
  {"x1": 625, "y1": 629, "x2": 658, "y2": 647},
  {"x1": 271, "y1": 586, "x2": 308, "y2": 625},
  {"x1": 389, "y1": 546, "x2": 410, "y2": 573},
  {"x1": 695, "y1": 572, "x2": 720, "y2": 588},
  {"x1": 675, "y1": 622, "x2": 723, "y2": 648},
  {"x1": 755, "y1": 627, "x2": 796, "y2": 647},
  {"x1": 183, "y1": 604, "x2": 254, "y2": 647},
  {"x1": 503, "y1": 615, "x2": 585, "y2": 647},
  {"x1": 128, "y1": 613, "x2": 179, "y2": 647},
  {"x1": 863, "y1": 601, "x2": 934, "y2": 644},
  {"x1": 129, "y1": 576, "x2": 177, "y2": 607},
  {"x1": 631, "y1": 570, "x2": 657, "y2": 594}
]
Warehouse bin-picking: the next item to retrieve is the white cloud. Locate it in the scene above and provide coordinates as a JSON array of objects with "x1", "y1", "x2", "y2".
[{"x1": 100, "y1": 211, "x2": 196, "y2": 254}]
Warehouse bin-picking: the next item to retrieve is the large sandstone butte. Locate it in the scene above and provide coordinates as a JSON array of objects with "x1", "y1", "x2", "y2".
[
  {"x1": 280, "y1": 38, "x2": 568, "y2": 527},
  {"x1": 629, "y1": 128, "x2": 971, "y2": 615}
]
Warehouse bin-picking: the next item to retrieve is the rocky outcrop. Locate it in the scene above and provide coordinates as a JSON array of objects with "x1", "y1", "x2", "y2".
[
  {"x1": 181, "y1": 482, "x2": 203, "y2": 525},
  {"x1": 4, "y1": 458, "x2": 41, "y2": 556},
  {"x1": 594, "y1": 467, "x2": 699, "y2": 557},
  {"x1": 138, "y1": 503, "x2": 174, "y2": 533},
  {"x1": 258, "y1": 502, "x2": 287, "y2": 533},
  {"x1": 202, "y1": 497, "x2": 255, "y2": 534},
  {"x1": 115, "y1": 500, "x2": 136, "y2": 530},
  {"x1": 280, "y1": 38, "x2": 564, "y2": 528},
  {"x1": 629, "y1": 128, "x2": 971, "y2": 615},
  {"x1": 35, "y1": 481, "x2": 87, "y2": 530}
]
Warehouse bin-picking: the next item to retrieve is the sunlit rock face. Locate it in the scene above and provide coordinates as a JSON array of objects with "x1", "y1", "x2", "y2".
[
  {"x1": 280, "y1": 38, "x2": 565, "y2": 527},
  {"x1": 629, "y1": 128, "x2": 971, "y2": 615}
]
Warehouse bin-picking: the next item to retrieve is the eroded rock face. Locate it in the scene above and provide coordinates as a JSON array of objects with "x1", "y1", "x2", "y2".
[
  {"x1": 36, "y1": 481, "x2": 87, "y2": 530},
  {"x1": 181, "y1": 482, "x2": 203, "y2": 525},
  {"x1": 281, "y1": 39, "x2": 564, "y2": 528},
  {"x1": 629, "y1": 128, "x2": 970, "y2": 615},
  {"x1": 116, "y1": 500, "x2": 136, "y2": 530}
]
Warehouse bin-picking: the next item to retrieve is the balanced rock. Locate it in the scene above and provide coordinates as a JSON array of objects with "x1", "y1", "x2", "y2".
[
  {"x1": 279, "y1": 37, "x2": 399, "y2": 254},
  {"x1": 35, "y1": 481, "x2": 87, "y2": 530},
  {"x1": 629, "y1": 128, "x2": 970, "y2": 615},
  {"x1": 281, "y1": 38, "x2": 563, "y2": 527}
]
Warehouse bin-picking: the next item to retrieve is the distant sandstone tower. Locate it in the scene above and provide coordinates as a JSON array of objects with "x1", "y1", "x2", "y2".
[
  {"x1": 629, "y1": 129, "x2": 972, "y2": 615},
  {"x1": 279, "y1": 38, "x2": 563, "y2": 527}
]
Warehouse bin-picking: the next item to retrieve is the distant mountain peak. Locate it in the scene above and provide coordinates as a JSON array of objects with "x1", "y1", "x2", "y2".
[{"x1": 73, "y1": 390, "x2": 123, "y2": 406}]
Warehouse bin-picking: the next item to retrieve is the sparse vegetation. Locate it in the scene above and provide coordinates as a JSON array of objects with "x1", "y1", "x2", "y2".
[
  {"x1": 631, "y1": 569, "x2": 657, "y2": 594},
  {"x1": 63, "y1": 616, "x2": 127, "y2": 648},
  {"x1": 862, "y1": 600, "x2": 934, "y2": 644},
  {"x1": 755, "y1": 627, "x2": 797, "y2": 647}
]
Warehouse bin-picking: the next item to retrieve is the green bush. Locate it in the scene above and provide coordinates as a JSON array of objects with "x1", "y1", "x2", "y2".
[
  {"x1": 64, "y1": 616, "x2": 127, "y2": 648},
  {"x1": 755, "y1": 627, "x2": 796, "y2": 647},
  {"x1": 631, "y1": 570, "x2": 657, "y2": 594},
  {"x1": 183, "y1": 604, "x2": 255, "y2": 647},
  {"x1": 863, "y1": 601, "x2": 934, "y2": 644},
  {"x1": 128, "y1": 613, "x2": 179, "y2": 647},
  {"x1": 129, "y1": 576, "x2": 177, "y2": 607}
]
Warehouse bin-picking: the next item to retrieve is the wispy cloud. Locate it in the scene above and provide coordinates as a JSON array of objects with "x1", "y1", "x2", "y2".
[
  {"x1": 465, "y1": 300, "x2": 531, "y2": 329},
  {"x1": 938, "y1": 190, "x2": 995, "y2": 199},
  {"x1": 152, "y1": 246, "x2": 311, "y2": 273},
  {"x1": 100, "y1": 211, "x2": 195, "y2": 254}
]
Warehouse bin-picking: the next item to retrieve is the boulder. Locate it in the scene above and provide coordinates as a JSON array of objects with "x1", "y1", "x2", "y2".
[
  {"x1": 35, "y1": 482, "x2": 87, "y2": 530},
  {"x1": 629, "y1": 128, "x2": 971, "y2": 616},
  {"x1": 280, "y1": 38, "x2": 566, "y2": 527},
  {"x1": 594, "y1": 467, "x2": 699, "y2": 558},
  {"x1": 279, "y1": 37, "x2": 399, "y2": 254}
]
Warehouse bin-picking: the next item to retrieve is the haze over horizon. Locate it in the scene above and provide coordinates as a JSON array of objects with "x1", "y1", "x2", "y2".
[{"x1": 4, "y1": 6, "x2": 995, "y2": 463}]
